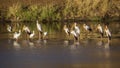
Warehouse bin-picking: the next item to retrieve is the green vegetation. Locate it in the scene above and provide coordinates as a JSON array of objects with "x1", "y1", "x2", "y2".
[{"x1": 0, "y1": 0, "x2": 119, "y2": 22}]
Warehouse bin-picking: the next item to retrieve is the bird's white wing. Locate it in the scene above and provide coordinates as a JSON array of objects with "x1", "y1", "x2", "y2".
[{"x1": 36, "y1": 22, "x2": 42, "y2": 31}]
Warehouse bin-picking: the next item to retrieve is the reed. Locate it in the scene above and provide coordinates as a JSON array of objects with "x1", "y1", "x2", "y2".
[{"x1": 5, "y1": 0, "x2": 120, "y2": 22}]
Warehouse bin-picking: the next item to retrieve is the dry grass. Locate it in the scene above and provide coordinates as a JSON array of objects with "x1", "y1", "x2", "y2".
[{"x1": 0, "y1": 0, "x2": 119, "y2": 21}]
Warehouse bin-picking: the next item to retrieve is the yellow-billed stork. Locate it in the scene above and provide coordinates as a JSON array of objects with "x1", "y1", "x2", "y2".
[
  {"x1": 104, "y1": 25, "x2": 111, "y2": 40},
  {"x1": 13, "y1": 30, "x2": 21, "y2": 41},
  {"x1": 97, "y1": 24, "x2": 104, "y2": 37}
]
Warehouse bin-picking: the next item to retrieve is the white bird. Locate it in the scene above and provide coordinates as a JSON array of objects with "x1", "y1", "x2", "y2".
[
  {"x1": 74, "y1": 23, "x2": 80, "y2": 36},
  {"x1": 23, "y1": 26, "x2": 35, "y2": 40},
  {"x1": 23, "y1": 26, "x2": 31, "y2": 34},
  {"x1": 70, "y1": 23, "x2": 80, "y2": 41},
  {"x1": 83, "y1": 23, "x2": 92, "y2": 32},
  {"x1": 71, "y1": 30, "x2": 79, "y2": 41},
  {"x1": 104, "y1": 25, "x2": 111, "y2": 40},
  {"x1": 97, "y1": 24, "x2": 103, "y2": 37},
  {"x1": 13, "y1": 41, "x2": 21, "y2": 50},
  {"x1": 43, "y1": 32, "x2": 47, "y2": 37},
  {"x1": 7, "y1": 25, "x2": 12, "y2": 32},
  {"x1": 104, "y1": 41, "x2": 110, "y2": 49},
  {"x1": 36, "y1": 20, "x2": 47, "y2": 39},
  {"x1": 36, "y1": 20, "x2": 42, "y2": 33},
  {"x1": 29, "y1": 31, "x2": 35, "y2": 39},
  {"x1": 13, "y1": 30, "x2": 21, "y2": 40},
  {"x1": 63, "y1": 24, "x2": 70, "y2": 36}
]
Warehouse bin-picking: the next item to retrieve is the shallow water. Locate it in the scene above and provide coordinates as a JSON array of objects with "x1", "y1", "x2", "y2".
[
  {"x1": 0, "y1": 38, "x2": 120, "y2": 68},
  {"x1": 0, "y1": 21, "x2": 120, "y2": 68}
]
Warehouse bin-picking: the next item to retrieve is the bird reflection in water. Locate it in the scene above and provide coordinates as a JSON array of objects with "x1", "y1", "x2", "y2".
[
  {"x1": 35, "y1": 39, "x2": 47, "y2": 48},
  {"x1": 21, "y1": 40, "x2": 29, "y2": 47},
  {"x1": 28, "y1": 41, "x2": 35, "y2": 48},
  {"x1": 43, "y1": 39, "x2": 47, "y2": 45},
  {"x1": 104, "y1": 40, "x2": 110, "y2": 49},
  {"x1": 97, "y1": 39, "x2": 110, "y2": 49},
  {"x1": 69, "y1": 41, "x2": 80, "y2": 50},
  {"x1": 64, "y1": 40, "x2": 69, "y2": 47},
  {"x1": 97, "y1": 39, "x2": 110, "y2": 58},
  {"x1": 35, "y1": 40, "x2": 42, "y2": 48},
  {"x1": 97, "y1": 40, "x2": 104, "y2": 48},
  {"x1": 104, "y1": 40, "x2": 110, "y2": 59},
  {"x1": 36, "y1": 39, "x2": 42, "y2": 43},
  {"x1": 13, "y1": 41, "x2": 21, "y2": 50}
]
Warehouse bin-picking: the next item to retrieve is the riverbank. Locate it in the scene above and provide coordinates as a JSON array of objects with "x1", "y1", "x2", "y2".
[{"x1": 0, "y1": 0, "x2": 119, "y2": 22}]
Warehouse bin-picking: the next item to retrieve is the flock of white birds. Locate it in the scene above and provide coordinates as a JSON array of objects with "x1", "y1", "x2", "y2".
[
  {"x1": 63, "y1": 22, "x2": 111, "y2": 41},
  {"x1": 7, "y1": 21, "x2": 111, "y2": 42},
  {"x1": 7, "y1": 20, "x2": 47, "y2": 41}
]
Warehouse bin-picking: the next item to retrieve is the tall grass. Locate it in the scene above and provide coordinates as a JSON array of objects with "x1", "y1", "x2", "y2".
[
  {"x1": 5, "y1": 0, "x2": 120, "y2": 22},
  {"x1": 7, "y1": 3, "x2": 22, "y2": 21}
]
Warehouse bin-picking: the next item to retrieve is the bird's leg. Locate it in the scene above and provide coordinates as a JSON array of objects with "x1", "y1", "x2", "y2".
[
  {"x1": 88, "y1": 31, "x2": 90, "y2": 37},
  {"x1": 85, "y1": 31, "x2": 87, "y2": 38},
  {"x1": 87, "y1": 31, "x2": 89, "y2": 36},
  {"x1": 40, "y1": 32, "x2": 43, "y2": 40},
  {"x1": 107, "y1": 38, "x2": 110, "y2": 43},
  {"x1": 66, "y1": 35, "x2": 69, "y2": 40},
  {"x1": 26, "y1": 33, "x2": 29, "y2": 41},
  {"x1": 100, "y1": 34, "x2": 103, "y2": 39},
  {"x1": 15, "y1": 39, "x2": 17, "y2": 41},
  {"x1": 38, "y1": 32, "x2": 40, "y2": 40},
  {"x1": 25, "y1": 33, "x2": 27, "y2": 40},
  {"x1": 78, "y1": 35, "x2": 80, "y2": 41},
  {"x1": 74, "y1": 38, "x2": 75, "y2": 42},
  {"x1": 43, "y1": 35, "x2": 45, "y2": 40},
  {"x1": 41, "y1": 35, "x2": 43, "y2": 40},
  {"x1": 27, "y1": 34, "x2": 29, "y2": 41},
  {"x1": 68, "y1": 35, "x2": 70, "y2": 41}
]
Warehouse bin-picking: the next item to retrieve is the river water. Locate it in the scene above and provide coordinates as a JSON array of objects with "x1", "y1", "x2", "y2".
[{"x1": 0, "y1": 22, "x2": 120, "y2": 68}]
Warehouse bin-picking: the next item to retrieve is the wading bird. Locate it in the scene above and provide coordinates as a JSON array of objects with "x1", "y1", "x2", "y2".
[
  {"x1": 36, "y1": 20, "x2": 47, "y2": 39},
  {"x1": 74, "y1": 23, "x2": 80, "y2": 36},
  {"x1": 23, "y1": 25, "x2": 31, "y2": 34},
  {"x1": 29, "y1": 31, "x2": 35, "y2": 39},
  {"x1": 7, "y1": 25, "x2": 12, "y2": 32},
  {"x1": 63, "y1": 24, "x2": 70, "y2": 38},
  {"x1": 36, "y1": 20, "x2": 42, "y2": 34},
  {"x1": 83, "y1": 23, "x2": 92, "y2": 37},
  {"x1": 83, "y1": 23, "x2": 92, "y2": 32},
  {"x1": 63, "y1": 24, "x2": 70, "y2": 45},
  {"x1": 97, "y1": 24, "x2": 104, "y2": 38},
  {"x1": 104, "y1": 25, "x2": 111, "y2": 40},
  {"x1": 43, "y1": 32, "x2": 47, "y2": 39},
  {"x1": 13, "y1": 30, "x2": 21, "y2": 41},
  {"x1": 71, "y1": 22, "x2": 80, "y2": 41},
  {"x1": 71, "y1": 30, "x2": 79, "y2": 41},
  {"x1": 23, "y1": 26, "x2": 35, "y2": 40}
]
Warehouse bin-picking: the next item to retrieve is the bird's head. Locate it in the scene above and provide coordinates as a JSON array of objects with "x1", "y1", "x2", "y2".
[
  {"x1": 105, "y1": 25, "x2": 108, "y2": 29},
  {"x1": 22, "y1": 25, "x2": 26, "y2": 30},
  {"x1": 83, "y1": 23, "x2": 86, "y2": 26},
  {"x1": 74, "y1": 22, "x2": 77, "y2": 26},
  {"x1": 36, "y1": 20, "x2": 39, "y2": 23},
  {"x1": 97, "y1": 24, "x2": 101, "y2": 27},
  {"x1": 19, "y1": 30, "x2": 21, "y2": 33},
  {"x1": 32, "y1": 31, "x2": 35, "y2": 33},
  {"x1": 63, "y1": 24, "x2": 67, "y2": 29}
]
